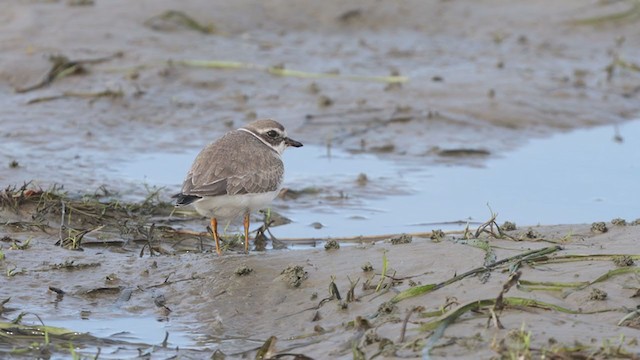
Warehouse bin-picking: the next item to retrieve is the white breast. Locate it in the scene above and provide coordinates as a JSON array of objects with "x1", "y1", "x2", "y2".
[{"x1": 192, "y1": 190, "x2": 280, "y2": 220}]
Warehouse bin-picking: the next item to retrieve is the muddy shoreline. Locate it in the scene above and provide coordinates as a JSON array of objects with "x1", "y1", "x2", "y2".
[
  {"x1": 1, "y1": 1, "x2": 640, "y2": 359},
  {"x1": 1, "y1": 187, "x2": 640, "y2": 359},
  {"x1": 2, "y1": 0, "x2": 639, "y2": 194}
]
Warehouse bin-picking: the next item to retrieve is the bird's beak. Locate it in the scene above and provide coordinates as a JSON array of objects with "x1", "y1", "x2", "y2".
[{"x1": 284, "y1": 137, "x2": 303, "y2": 147}]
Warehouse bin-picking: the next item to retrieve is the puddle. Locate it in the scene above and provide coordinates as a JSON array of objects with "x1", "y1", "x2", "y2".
[
  {"x1": 44, "y1": 316, "x2": 193, "y2": 347},
  {"x1": 26, "y1": 316, "x2": 201, "y2": 359},
  {"x1": 118, "y1": 120, "x2": 640, "y2": 238}
]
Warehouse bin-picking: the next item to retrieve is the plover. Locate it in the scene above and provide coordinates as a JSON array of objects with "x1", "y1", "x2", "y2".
[{"x1": 174, "y1": 119, "x2": 303, "y2": 255}]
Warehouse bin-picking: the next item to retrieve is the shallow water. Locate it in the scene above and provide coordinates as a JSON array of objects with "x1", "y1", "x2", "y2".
[
  {"x1": 3, "y1": 2, "x2": 640, "y2": 358},
  {"x1": 45, "y1": 316, "x2": 193, "y2": 347},
  {"x1": 119, "y1": 120, "x2": 640, "y2": 238}
]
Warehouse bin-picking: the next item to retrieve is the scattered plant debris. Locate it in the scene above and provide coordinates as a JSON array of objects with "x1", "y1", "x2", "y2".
[
  {"x1": 493, "y1": 324, "x2": 532, "y2": 359},
  {"x1": 619, "y1": 310, "x2": 640, "y2": 329},
  {"x1": 437, "y1": 148, "x2": 491, "y2": 157},
  {"x1": 328, "y1": 276, "x2": 341, "y2": 300},
  {"x1": 50, "y1": 260, "x2": 101, "y2": 270},
  {"x1": 144, "y1": 10, "x2": 216, "y2": 34},
  {"x1": 392, "y1": 246, "x2": 562, "y2": 303},
  {"x1": 9, "y1": 238, "x2": 31, "y2": 250},
  {"x1": 488, "y1": 271, "x2": 521, "y2": 329},
  {"x1": 570, "y1": 1, "x2": 640, "y2": 26},
  {"x1": 467, "y1": 210, "x2": 521, "y2": 241},
  {"x1": 346, "y1": 276, "x2": 359, "y2": 303},
  {"x1": 67, "y1": 0, "x2": 94, "y2": 6},
  {"x1": 0, "y1": 298, "x2": 11, "y2": 315},
  {"x1": 15, "y1": 53, "x2": 121, "y2": 93},
  {"x1": 27, "y1": 89, "x2": 123, "y2": 105},
  {"x1": 255, "y1": 335, "x2": 277, "y2": 360},
  {"x1": 176, "y1": 59, "x2": 408, "y2": 83},
  {"x1": 375, "y1": 251, "x2": 389, "y2": 292}
]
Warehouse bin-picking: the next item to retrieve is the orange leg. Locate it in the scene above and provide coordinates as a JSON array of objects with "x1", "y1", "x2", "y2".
[
  {"x1": 210, "y1": 217, "x2": 222, "y2": 255},
  {"x1": 243, "y1": 213, "x2": 250, "y2": 254}
]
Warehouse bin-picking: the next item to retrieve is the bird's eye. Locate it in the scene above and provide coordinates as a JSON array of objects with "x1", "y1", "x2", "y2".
[{"x1": 266, "y1": 130, "x2": 278, "y2": 138}]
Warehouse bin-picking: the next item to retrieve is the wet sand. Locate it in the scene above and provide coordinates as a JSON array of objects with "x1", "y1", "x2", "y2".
[
  {"x1": 1, "y1": 1, "x2": 640, "y2": 358},
  {"x1": 2, "y1": 0, "x2": 639, "y2": 191},
  {"x1": 2, "y1": 194, "x2": 640, "y2": 358}
]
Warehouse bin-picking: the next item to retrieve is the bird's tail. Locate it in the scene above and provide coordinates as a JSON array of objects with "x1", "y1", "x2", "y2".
[{"x1": 172, "y1": 193, "x2": 202, "y2": 206}]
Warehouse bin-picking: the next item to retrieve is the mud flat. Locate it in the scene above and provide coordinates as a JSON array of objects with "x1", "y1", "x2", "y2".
[
  {"x1": 1, "y1": 187, "x2": 640, "y2": 358},
  {"x1": 1, "y1": 0, "x2": 640, "y2": 359},
  {"x1": 1, "y1": 0, "x2": 639, "y2": 193}
]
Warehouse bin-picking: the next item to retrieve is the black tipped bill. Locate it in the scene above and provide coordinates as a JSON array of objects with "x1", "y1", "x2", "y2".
[{"x1": 285, "y1": 137, "x2": 303, "y2": 147}]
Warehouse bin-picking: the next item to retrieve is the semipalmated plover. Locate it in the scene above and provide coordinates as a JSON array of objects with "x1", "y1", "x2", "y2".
[{"x1": 174, "y1": 119, "x2": 303, "y2": 255}]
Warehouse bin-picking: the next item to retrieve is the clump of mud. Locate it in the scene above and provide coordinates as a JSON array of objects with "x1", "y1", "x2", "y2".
[
  {"x1": 590, "y1": 222, "x2": 608, "y2": 233},
  {"x1": 524, "y1": 228, "x2": 542, "y2": 239},
  {"x1": 324, "y1": 239, "x2": 340, "y2": 250},
  {"x1": 377, "y1": 301, "x2": 397, "y2": 315},
  {"x1": 389, "y1": 233, "x2": 412, "y2": 245},
  {"x1": 430, "y1": 229, "x2": 445, "y2": 242},
  {"x1": 502, "y1": 221, "x2": 517, "y2": 231},
  {"x1": 612, "y1": 255, "x2": 634, "y2": 267},
  {"x1": 588, "y1": 288, "x2": 608, "y2": 301},
  {"x1": 234, "y1": 265, "x2": 254, "y2": 276},
  {"x1": 356, "y1": 173, "x2": 369, "y2": 186},
  {"x1": 611, "y1": 218, "x2": 627, "y2": 226},
  {"x1": 361, "y1": 261, "x2": 374, "y2": 272},
  {"x1": 280, "y1": 265, "x2": 307, "y2": 288}
]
